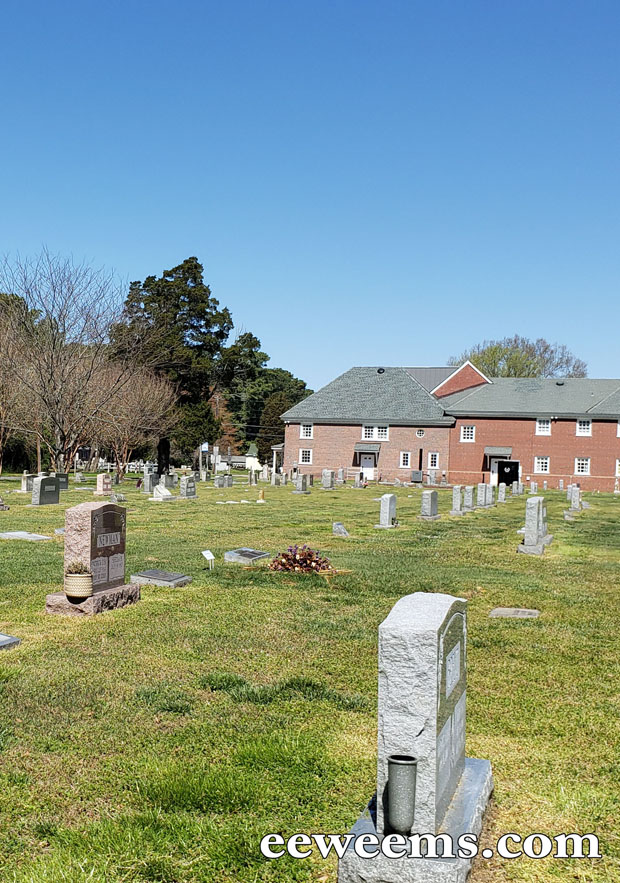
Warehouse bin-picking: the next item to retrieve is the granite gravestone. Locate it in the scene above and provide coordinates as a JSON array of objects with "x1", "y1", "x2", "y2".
[
  {"x1": 517, "y1": 496, "x2": 552, "y2": 555},
  {"x1": 321, "y1": 469, "x2": 335, "y2": 490},
  {"x1": 338, "y1": 593, "x2": 493, "y2": 883},
  {"x1": 420, "y1": 489, "x2": 440, "y2": 520},
  {"x1": 427, "y1": 470, "x2": 437, "y2": 486},
  {"x1": 497, "y1": 482, "x2": 506, "y2": 503},
  {"x1": 375, "y1": 493, "x2": 397, "y2": 528},
  {"x1": 333, "y1": 522, "x2": 350, "y2": 537},
  {"x1": 31, "y1": 476, "x2": 60, "y2": 506},
  {"x1": 512, "y1": 480, "x2": 519, "y2": 496},
  {"x1": 450, "y1": 485, "x2": 464, "y2": 516},
  {"x1": 152, "y1": 484, "x2": 175, "y2": 502},
  {"x1": 65, "y1": 502, "x2": 126, "y2": 590},
  {"x1": 463, "y1": 485, "x2": 474, "y2": 511},
  {"x1": 293, "y1": 474, "x2": 310, "y2": 494},
  {"x1": 530, "y1": 481, "x2": 538, "y2": 494},
  {"x1": 179, "y1": 475, "x2": 196, "y2": 498},
  {"x1": 94, "y1": 474, "x2": 112, "y2": 496},
  {"x1": 130, "y1": 569, "x2": 192, "y2": 587},
  {"x1": 21, "y1": 472, "x2": 35, "y2": 492},
  {"x1": 476, "y1": 483, "x2": 486, "y2": 509},
  {"x1": 142, "y1": 473, "x2": 159, "y2": 495},
  {"x1": 485, "y1": 484, "x2": 495, "y2": 507}
]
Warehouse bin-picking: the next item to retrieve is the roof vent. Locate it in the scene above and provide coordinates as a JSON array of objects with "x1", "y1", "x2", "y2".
[
  {"x1": 556, "y1": 380, "x2": 565, "y2": 386},
  {"x1": 377, "y1": 368, "x2": 385, "y2": 374}
]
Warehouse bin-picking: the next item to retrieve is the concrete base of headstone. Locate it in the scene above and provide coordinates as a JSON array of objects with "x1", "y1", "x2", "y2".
[
  {"x1": 337, "y1": 758, "x2": 493, "y2": 883},
  {"x1": 45, "y1": 584, "x2": 140, "y2": 616},
  {"x1": 0, "y1": 633, "x2": 21, "y2": 650},
  {"x1": 517, "y1": 542, "x2": 545, "y2": 556},
  {"x1": 291, "y1": 490, "x2": 310, "y2": 495},
  {"x1": 418, "y1": 514, "x2": 441, "y2": 521},
  {"x1": 449, "y1": 509, "x2": 465, "y2": 516},
  {"x1": 374, "y1": 523, "x2": 396, "y2": 529},
  {"x1": 130, "y1": 570, "x2": 192, "y2": 588},
  {"x1": 489, "y1": 607, "x2": 540, "y2": 619}
]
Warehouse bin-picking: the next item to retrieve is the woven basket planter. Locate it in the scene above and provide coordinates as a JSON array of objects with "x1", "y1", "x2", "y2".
[{"x1": 64, "y1": 572, "x2": 93, "y2": 600}]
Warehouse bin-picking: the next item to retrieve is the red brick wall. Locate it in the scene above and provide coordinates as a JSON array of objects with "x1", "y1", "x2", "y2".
[
  {"x1": 434, "y1": 363, "x2": 489, "y2": 398},
  {"x1": 448, "y1": 417, "x2": 620, "y2": 491},
  {"x1": 283, "y1": 423, "x2": 451, "y2": 481}
]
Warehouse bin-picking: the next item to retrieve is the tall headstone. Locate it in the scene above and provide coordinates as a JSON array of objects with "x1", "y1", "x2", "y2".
[
  {"x1": 94, "y1": 474, "x2": 112, "y2": 496},
  {"x1": 559, "y1": 479, "x2": 564, "y2": 490},
  {"x1": 569, "y1": 486, "x2": 582, "y2": 511},
  {"x1": 450, "y1": 485, "x2": 464, "y2": 516},
  {"x1": 497, "y1": 482, "x2": 506, "y2": 503},
  {"x1": 543, "y1": 480, "x2": 548, "y2": 490},
  {"x1": 142, "y1": 473, "x2": 159, "y2": 494},
  {"x1": 511, "y1": 480, "x2": 519, "y2": 496},
  {"x1": 485, "y1": 484, "x2": 495, "y2": 507},
  {"x1": 179, "y1": 475, "x2": 196, "y2": 498},
  {"x1": 427, "y1": 470, "x2": 437, "y2": 486},
  {"x1": 375, "y1": 493, "x2": 397, "y2": 528},
  {"x1": 21, "y1": 472, "x2": 35, "y2": 493},
  {"x1": 280, "y1": 473, "x2": 288, "y2": 486},
  {"x1": 517, "y1": 496, "x2": 551, "y2": 555},
  {"x1": 214, "y1": 475, "x2": 225, "y2": 489},
  {"x1": 321, "y1": 469, "x2": 335, "y2": 490},
  {"x1": 337, "y1": 467, "x2": 345, "y2": 482},
  {"x1": 463, "y1": 485, "x2": 474, "y2": 511},
  {"x1": 420, "y1": 489, "x2": 440, "y2": 520},
  {"x1": 292, "y1": 474, "x2": 309, "y2": 494},
  {"x1": 530, "y1": 481, "x2": 538, "y2": 494},
  {"x1": 476, "y1": 483, "x2": 486, "y2": 508},
  {"x1": 31, "y1": 476, "x2": 60, "y2": 506},
  {"x1": 65, "y1": 502, "x2": 126, "y2": 589},
  {"x1": 338, "y1": 593, "x2": 493, "y2": 883}
]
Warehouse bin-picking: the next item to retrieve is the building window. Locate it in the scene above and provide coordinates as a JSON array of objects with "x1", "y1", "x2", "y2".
[
  {"x1": 362, "y1": 425, "x2": 389, "y2": 440},
  {"x1": 460, "y1": 425, "x2": 475, "y2": 442},
  {"x1": 400, "y1": 451, "x2": 410, "y2": 468},
  {"x1": 416, "y1": 429, "x2": 425, "y2": 438},
  {"x1": 300, "y1": 424, "x2": 313, "y2": 439},
  {"x1": 534, "y1": 456, "x2": 550, "y2": 474},
  {"x1": 576, "y1": 419, "x2": 592, "y2": 437},
  {"x1": 299, "y1": 449, "x2": 312, "y2": 465},
  {"x1": 574, "y1": 457, "x2": 590, "y2": 475},
  {"x1": 428, "y1": 452, "x2": 439, "y2": 469},
  {"x1": 536, "y1": 419, "x2": 551, "y2": 436}
]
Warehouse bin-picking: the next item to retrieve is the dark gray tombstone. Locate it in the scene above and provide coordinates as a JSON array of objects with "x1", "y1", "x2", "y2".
[{"x1": 31, "y1": 476, "x2": 60, "y2": 506}]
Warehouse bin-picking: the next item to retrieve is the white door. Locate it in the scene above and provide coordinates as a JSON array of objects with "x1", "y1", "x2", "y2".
[
  {"x1": 490, "y1": 459, "x2": 499, "y2": 486},
  {"x1": 360, "y1": 455, "x2": 375, "y2": 480}
]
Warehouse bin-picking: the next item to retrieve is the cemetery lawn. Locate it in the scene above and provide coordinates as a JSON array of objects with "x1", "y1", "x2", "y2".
[{"x1": 0, "y1": 478, "x2": 618, "y2": 883}]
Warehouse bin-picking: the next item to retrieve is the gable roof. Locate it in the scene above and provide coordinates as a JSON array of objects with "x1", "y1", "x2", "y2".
[
  {"x1": 440, "y1": 377, "x2": 620, "y2": 418},
  {"x1": 431, "y1": 360, "x2": 492, "y2": 396},
  {"x1": 403, "y1": 366, "x2": 454, "y2": 391},
  {"x1": 280, "y1": 367, "x2": 453, "y2": 425}
]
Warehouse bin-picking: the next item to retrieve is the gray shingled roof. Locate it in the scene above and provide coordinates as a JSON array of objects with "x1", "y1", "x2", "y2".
[
  {"x1": 281, "y1": 367, "x2": 453, "y2": 425},
  {"x1": 440, "y1": 377, "x2": 620, "y2": 418},
  {"x1": 404, "y1": 366, "x2": 454, "y2": 391}
]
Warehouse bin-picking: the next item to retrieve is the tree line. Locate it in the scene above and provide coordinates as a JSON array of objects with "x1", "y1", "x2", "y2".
[{"x1": 0, "y1": 251, "x2": 310, "y2": 475}]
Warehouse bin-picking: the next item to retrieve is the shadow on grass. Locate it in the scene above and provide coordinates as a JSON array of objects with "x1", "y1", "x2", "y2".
[{"x1": 201, "y1": 671, "x2": 370, "y2": 711}]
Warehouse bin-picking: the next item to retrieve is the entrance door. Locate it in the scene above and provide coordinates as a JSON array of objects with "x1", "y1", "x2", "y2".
[
  {"x1": 360, "y1": 454, "x2": 375, "y2": 480},
  {"x1": 497, "y1": 460, "x2": 520, "y2": 486}
]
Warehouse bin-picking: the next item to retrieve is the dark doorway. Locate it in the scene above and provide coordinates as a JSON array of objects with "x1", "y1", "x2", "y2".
[{"x1": 498, "y1": 460, "x2": 519, "y2": 486}]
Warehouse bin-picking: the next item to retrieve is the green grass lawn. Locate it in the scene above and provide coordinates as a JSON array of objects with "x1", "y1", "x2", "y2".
[{"x1": 0, "y1": 476, "x2": 618, "y2": 882}]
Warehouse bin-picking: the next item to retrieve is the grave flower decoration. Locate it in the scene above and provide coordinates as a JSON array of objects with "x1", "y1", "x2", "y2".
[{"x1": 269, "y1": 544, "x2": 333, "y2": 574}]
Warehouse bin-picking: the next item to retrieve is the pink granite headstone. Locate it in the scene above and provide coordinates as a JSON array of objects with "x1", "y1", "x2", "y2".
[
  {"x1": 94, "y1": 474, "x2": 112, "y2": 496},
  {"x1": 64, "y1": 502, "x2": 126, "y2": 590}
]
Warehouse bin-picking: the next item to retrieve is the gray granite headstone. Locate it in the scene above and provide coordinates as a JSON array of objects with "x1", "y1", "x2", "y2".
[
  {"x1": 476, "y1": 483, "x2": 486, "y2": 508},
  {"x1": 293, "y1": 474, "x2": 309, "y2": 494},
  {"x1": 497, "y1": 482, "x2": 506, "y2": 503},
  {"x1": 530, "y1": 481, "x2": 538, "y2": 494},
  {"x1": 321, "y1": 469, "x2": 335, "y2": 490},
  {"x1": 142, "y1": 473, "x2": 159, "y2": 494},
  {"x1": 179, "y1": 475, "x2": 196, "y2": 498},
  {"x1": 31, "y1": 476, "x2": 60, "y2": 506},
  {"x1": 420, "y1": 489, "x2": 440, "y2": 520},
  {"x1": 338, "y1": 593, "x2": 493, "y2": 882},
  {"x1": 559, "y1": 479, "x2": 564, "y2": 490},
  {"x1": 376, "y1": 493, "x2": 397, "y2": 528},
  {"x1": 512, "y1": 480, "x2": 519, "y2": 496},
  {"x1": 427, "y1": 470, "x2": 437, "y2": 486},
  {"x1": 485, "y1": 484, "x2": 495, "y2": 507},
  {"x1": 463, "y1": 485, "x2": 474, "y2": 511},
  {"x1": 450, "y1": 485, "x2": 463, "y2": 516},
  {"x1": 333, "y1": 522, "x2": 349, "y2": 537},
  {"x1": 21, "y1": 472, "x2": 35, "y2": 492}
]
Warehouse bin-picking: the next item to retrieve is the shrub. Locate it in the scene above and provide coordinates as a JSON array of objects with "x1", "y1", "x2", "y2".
[{"x1": 268, "y1": 544, "x2": 332, "y2": 573}]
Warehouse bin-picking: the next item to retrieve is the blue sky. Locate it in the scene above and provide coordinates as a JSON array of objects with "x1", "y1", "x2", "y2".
[{"x1": 1, "y1": 1, "x2": 618, "y2": 389}]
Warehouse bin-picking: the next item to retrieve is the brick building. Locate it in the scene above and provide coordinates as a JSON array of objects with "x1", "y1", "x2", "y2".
[{"x1": 281, "y1": 362, "x2": 620, "y2": 492}]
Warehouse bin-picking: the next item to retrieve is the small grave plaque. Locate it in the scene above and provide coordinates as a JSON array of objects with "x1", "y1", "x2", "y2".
[
  {"x1": 0, "y1": 633, "x2": 20, "y2": 650},
  {"x1": 0, "y1": 531, "x2": 52, "y2": 541},
  {"x1": 224, "y1": 548, "x2": 269, "y2": 564},
  {"x1": 489, "y1": 607, "x2": 540, "y2": 619},
  {"x1": 130, "y1": 569, "x2": 192, "y2": 588}
]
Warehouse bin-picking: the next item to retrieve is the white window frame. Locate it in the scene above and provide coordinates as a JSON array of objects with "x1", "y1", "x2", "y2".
[
  {"x1": 534, "y1": 456, "x2": 550, "y2": 474},
  {"x1": 574, "y1": 457, "x2": 590, "y2": 475},
  {"x1": 460, "y1": 425, "x2": 475, "y2": 443},
  {"x1": 361, "y1": 425, "x2": 389, "y2": 441},
  {"x1": 428, "y1": 452, "x2": 439, "y2": 469},
  {"x1": 299, "y1": 423, "x2": 313, "y2": 439},
  {"x1": 299, "y1": 448, "x2": 313, "y2": 465},
  {"x1": 400, "y1": 451, "x2": 411, "y2": 469},
  {"x1": 616, "y1": 459, "x2": 620, "y2": 477},
  {"x1": 617, "y1": 421, "x2": 620, "y2": 438},
  {"x1": 536, "y1": 418, "x2": 551, "y2": 436},
  {"x1": 576, "y1": 419, "x2": 592, "y2": 437}
]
